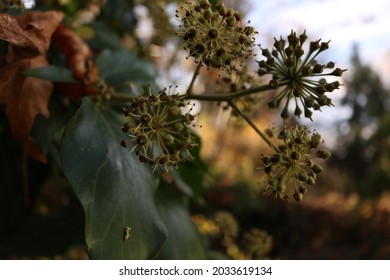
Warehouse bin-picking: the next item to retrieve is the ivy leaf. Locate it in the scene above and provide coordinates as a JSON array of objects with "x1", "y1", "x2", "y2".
[
  {"x1": 96, "y1": 49, "x2": 156, "y2": 88},
  {"x1": 60, "y1": 99, "x2": 167, "y2": 259},
  {"x1": 155, "y1": 182, "x2": 207, "y2": 260},
  {"x1": 23, "y1": 65, "x2": 77, "y2": 83}
]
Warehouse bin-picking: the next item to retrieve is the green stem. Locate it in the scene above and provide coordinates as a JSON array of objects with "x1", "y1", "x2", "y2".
[
  {"x1": 186, "y1": 62, "x2": 202, "y2": 94},
  {"x1": 104, "y1": 81, "x2": 288, "y2": 105},
  {"x1": 187, "y1": 82, "x2": 288, "y2": 102},
  {"x1": 228, "y1": 100, "x2": 279, "y2": 152},
  {"x1": 109, "y1": 93, "x2": 137, "y2": 103}
]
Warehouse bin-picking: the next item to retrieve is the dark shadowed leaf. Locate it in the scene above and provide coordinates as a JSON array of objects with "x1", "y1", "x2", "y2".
[
  {"x1": 155, "y1": 182, "x2": 207, "y2": 259},
  {"x1": 96, "y1": 49, "x2": 156, "y2": 88},
  {"x1": 60, "y1": 98, "x2": 167, "y2": 259},
  {"x1": 23, "y1": 66, "x2": 77, "y2": 83}
]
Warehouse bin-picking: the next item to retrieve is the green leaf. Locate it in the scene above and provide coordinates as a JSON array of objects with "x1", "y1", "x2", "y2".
[
  {"x1": 60, "y1": 98, "x2": 167, "y2": 259},
  {"x1": 23, "y1": 66, "x2": 77, "y2": 83},
  {"x1": 87, "y1": 22, "x2": 123, "y2": 50},
  {"x1": 155, "y1": 182, "x2": 207, "y2": 259},
  {"x1": 96, "y1": 49, "x2": 156, "y2": 88},
  {"x1": 31, "y1": 94, "x2": 78, "y2": 156}
]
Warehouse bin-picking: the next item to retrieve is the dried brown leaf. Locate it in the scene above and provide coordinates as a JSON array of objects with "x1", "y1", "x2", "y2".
[
  {"x1": 52, "y1": 24, "x2": 98, "y2": 83},
  {"x1": 0, "y1": 11, "x2": 64, "y2": 61},
  {"x1": 0, "y1": 56, "x2": 52, "y2": 163}
]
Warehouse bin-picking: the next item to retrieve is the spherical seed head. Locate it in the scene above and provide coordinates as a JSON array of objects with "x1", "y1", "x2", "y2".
[
  {"x1": 260, "y1": 124, "x2": 329, "y2": 201},
  {"x1": 121, "y1": 88, "x2": 198, "y2": 173},
  {"x1": 176, "y1": 1, "x2": 257, "y2": 71}
]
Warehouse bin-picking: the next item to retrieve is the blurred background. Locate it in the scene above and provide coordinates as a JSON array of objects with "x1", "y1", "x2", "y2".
[{"x1": 1, "y1": 0, "x2": 390, "y2": 259}]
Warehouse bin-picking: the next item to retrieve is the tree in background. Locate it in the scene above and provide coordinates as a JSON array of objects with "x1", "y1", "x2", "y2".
[{"x1": 335, "y1": 46, "x2": 390, "y2": 196}]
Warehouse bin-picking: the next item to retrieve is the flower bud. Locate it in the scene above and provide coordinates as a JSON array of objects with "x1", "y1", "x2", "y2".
[
  {"x1": 168, "y1": 105, "x2": 180, "y2": 116},
  {"x1": 226, "y1": 16, "x2": 236, "y2": 27},
  {"x1": 122, "y1": 123, "x2": 130, "y2": 133},
  {"x1": 271, "y1": 153, "x2": 281, "y2": 163},
  {"x1": 163, "y1": 134, "x2": 175, "y2": 145},
  {"x1": 140, "y1": 113, "x2": 152, "y2": 125},
  {"x1": 293, "y1": 191, "x2": 303, "y2": 202},
  {"x1": 319, "y1": 40, "x2": 330, "y2": 52},
  {"x1": 269, "y1": 80, "x2": 279, "y2": 89},
  {"x1": 173, "y1": 123, "x2": 184, "y2": 132},
  {"x1": 298, "y1": 172, "x2": 309, "y2": 182},
  {"x1": 262, "y1": 48, "x2": 272, "y2": 58},
  {"x1": 312, "y1": 164, "x2": 323, "y2": 174},
  {"x1": 299, "y1": 30, "x2": 308, "y2": 45},
  {"x1": 281, "y1": 106, "x2": 289, "y2": 119},
  {"x1": 234, "y1": 11, "x2": 243, "y2": 21},
  {"x1": 330, "y1": 68, "x2": 346, "y2": 76},
  {"x1": 304, "y1": 108, "x2": 313, "y2": 120},
  {"x1": 317, "y1": 150, "x2": 331, "y2": 159},
  {"x1": 185, "y1": 113, "x2": 195, "y2": 125},
  {"x1": 309, "y1": 40, "x2": 320, "y2": 53},
  {"x1": 136, "y1": 134, "x2": 148, "y2": 146},
  {"x1": 313, "y1": 64, "x2": 325, "y2": 74}
]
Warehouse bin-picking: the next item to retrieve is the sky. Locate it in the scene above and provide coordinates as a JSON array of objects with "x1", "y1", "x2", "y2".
[{"x1": 247, "y1": 0, "x2": 390, "y2": 79}]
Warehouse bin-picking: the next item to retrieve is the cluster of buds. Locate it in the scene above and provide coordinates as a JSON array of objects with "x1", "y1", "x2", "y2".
[
  {"x1": 0, "y1": 0, "x2": 24, "y2": 10},
  {"x1": 241, "y1": 228, "x2": 273, "y2": 260},
  {"x1": 176, "y1": 0, "x2": 257, "y2": 71},
  {"x1": 121, "y1": 86, "x2": 198, "y2": 173},
  {"x1": 257, "y1": 30, "x2": 346, "y2": 120},
  {"x1": 260, "y1": 124, "x2": 331, "y2": 201}
]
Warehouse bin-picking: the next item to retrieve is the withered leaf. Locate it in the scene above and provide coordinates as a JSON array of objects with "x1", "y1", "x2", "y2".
[
  {"x1": 0, "y1": 11, "x2": 64, "y2": 61},
  {"x1": 0, "y1": 11, "x2": 63, "y2": 162},
  {"x1": 0, "y1": 56, "x2": 52, "y2": 163},
  {"x1": 52, "y1": 24, "x2": 98, "y2": 83}
]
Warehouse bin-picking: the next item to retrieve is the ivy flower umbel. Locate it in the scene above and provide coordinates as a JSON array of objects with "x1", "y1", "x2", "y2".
[
  {"x1": 257, "y1": 30, "x2": 347, "y2": 120},
  {"x1": 176, "y1": 0, "x2": 257, "y2": 71},
  {"x1": 121, "y1": 86, "x2": 198, "y2": 173},
  {"x1": 260, "y1": 125, "x2": 331, "y2": 201}
]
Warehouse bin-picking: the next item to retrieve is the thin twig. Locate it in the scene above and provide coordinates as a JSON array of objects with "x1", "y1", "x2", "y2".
[
  {"x1": 186, "y1": 62, "x2": 202, "y2": 94},
  {"x1": 228, "y1": 100, "x2": 279, "y2": 151}
]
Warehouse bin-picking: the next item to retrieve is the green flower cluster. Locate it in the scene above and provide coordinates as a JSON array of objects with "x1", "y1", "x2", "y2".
[
  {"x1": 242, "y1": 228, "x2": 273, "y2": 260},
  {"x1": 261, "y1": 125, "x2": 331, "y2": 201},
  {"x1": 257, "y1": 30, "x2": 346, "y2": 120},
  {"x1": 121, "y1": 86, "x2": 197, "y2": 173},
  {"x1": 176, "y1": 0, "x2": 257, "y2": 71}
]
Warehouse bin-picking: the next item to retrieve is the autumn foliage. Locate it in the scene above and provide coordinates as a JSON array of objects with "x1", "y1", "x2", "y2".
[{"x1": 0, "y1": 11, "x2": 97, "y2": 162}]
